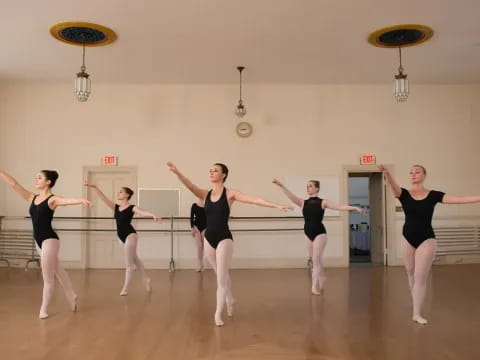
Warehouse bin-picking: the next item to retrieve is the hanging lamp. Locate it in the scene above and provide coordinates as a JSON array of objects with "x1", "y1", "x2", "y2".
[
  {"x1": 235, "y1": 66, "x2": 247, "y2": 118},
  {"x1": 367, "y1": 24, "x2": 433, "y2": 103},
  {"x1": 50, "y1": 22, "x2": 117, "y2": 102}
]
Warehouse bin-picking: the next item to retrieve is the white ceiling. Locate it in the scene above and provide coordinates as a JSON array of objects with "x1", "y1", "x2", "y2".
[{"x1": 1, "y1": 0, "x2": 479, "y2": 84}]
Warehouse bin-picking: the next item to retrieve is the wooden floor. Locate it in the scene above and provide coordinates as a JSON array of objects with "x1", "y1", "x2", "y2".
[{"x1": 1, "y1": 265, "x2": 480, "y2": 360}]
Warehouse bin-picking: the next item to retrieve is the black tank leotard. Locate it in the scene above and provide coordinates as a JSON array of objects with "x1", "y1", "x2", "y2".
[
  {"x1": 190, "y1": 203, "x2": 207, "y2": 232},
  {"x1": 204, "y1": 187, "x2": 232, "y2": 249},
  {"x1": 114, "y1": 204, "x2": 136, "y2": 243},
  {"x1": 303, "y1": 197, "x2": 327, "y2": 241},
  {"x1": 29, "y1": 195, "x2": 59, "y2": 248},
  {"x1": 398, "y1": 188, "x2": 445, "y2": 248}
]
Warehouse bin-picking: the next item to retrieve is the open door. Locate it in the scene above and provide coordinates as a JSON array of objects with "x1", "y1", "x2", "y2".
[{"x1": 369, "y1": 173, "x2": 386, "y2": 265}]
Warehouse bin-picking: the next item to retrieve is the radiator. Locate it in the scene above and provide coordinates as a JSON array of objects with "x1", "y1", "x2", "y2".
[{"x1": 435, "y1": 226, "x2": 480, "y2": 257}]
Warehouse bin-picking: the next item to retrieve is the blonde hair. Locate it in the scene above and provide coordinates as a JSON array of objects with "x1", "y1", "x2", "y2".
[
  {"x1": 309, "y1": 180, "x2": 320, "y2": 190},
  {"x1": 413, "y1": 165, "x2": 427, "y2": 176}
]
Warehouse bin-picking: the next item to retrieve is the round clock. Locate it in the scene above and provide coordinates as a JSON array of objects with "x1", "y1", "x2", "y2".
[{"x1": 236, "y1": 122, "x2": 253, "y2": 138}]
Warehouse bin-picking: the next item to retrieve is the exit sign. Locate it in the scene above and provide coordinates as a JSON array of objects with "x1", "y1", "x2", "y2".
[
  {"x1": 361, "y1": 155, "x2": 376, "y2": 165},
  {"x1": 103, "y1": 155, "x2": 118, "y2": 166}
]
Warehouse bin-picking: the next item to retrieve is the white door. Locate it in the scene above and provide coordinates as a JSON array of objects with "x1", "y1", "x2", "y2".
[
  {"x1": 85, "y1": 168, "x2": 136, "y2": 268},
  {"x1": 369, "y1": 172, "x2": 387, "y2": 265}
]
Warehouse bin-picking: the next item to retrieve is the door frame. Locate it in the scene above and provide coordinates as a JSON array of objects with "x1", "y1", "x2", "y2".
[
  {"x1": 80, "y1": 166, "x2": 137, "y2": 268},
  {"x1": 342, "y1": 164, "x2": 397, "y2": 266}
]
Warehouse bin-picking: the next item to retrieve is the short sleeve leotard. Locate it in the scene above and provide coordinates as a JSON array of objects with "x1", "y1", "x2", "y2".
[{"x1": 398, "y1": 188, "x2": 445, "y2": 248}]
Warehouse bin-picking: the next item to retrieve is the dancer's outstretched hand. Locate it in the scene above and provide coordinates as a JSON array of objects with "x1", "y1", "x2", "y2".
[
  {"x1": 81, "y1": 199, "x2": 93, "y2": 207},
  {"x1": 278, "y1": 205, "x2": 294, "y2": 211},
  {"x1": 167, "y1": 162, "x2": 179, "y2": 175},
  {"x1": 272, "y1": 178, "x2": 283, "y2": 186},
  {"x1": 378, "y1": 165, "x2": 388, "y2": 173},
  {"x1": 84, "y1": 181, "x2": 96, "y2": 188}
]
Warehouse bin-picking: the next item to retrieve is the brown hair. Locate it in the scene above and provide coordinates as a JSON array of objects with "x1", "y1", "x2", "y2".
[
  {"x1": 213, "y1": 163, "x2": 229, "y2": 182},
  {"x1": 41, "y1": 170, "x2": 59, "y2": 188},
  {"x1": 122, "y1": 187, "x2": 134, "y2": 200}
]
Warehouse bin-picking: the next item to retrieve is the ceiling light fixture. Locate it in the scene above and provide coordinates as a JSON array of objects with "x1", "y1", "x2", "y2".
[{"x1": 235, "y1": 66, "x2": 247, "y2": 118}]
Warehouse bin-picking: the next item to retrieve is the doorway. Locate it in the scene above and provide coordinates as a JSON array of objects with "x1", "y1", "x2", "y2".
[
  {"x1": 348, "y1": 177, "x2": 371, "y2": 263},
  {"x1": 83, "y1": 166, "x2": 137, "y2": 268},
  {"x1": 343, "y1": 166, "x2": 389, "y2": 266}
]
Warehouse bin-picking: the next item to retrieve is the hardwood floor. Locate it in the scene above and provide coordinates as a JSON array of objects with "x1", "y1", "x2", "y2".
[{"x1": 1, "y1": 265, "x2": 479, "y2": 360}]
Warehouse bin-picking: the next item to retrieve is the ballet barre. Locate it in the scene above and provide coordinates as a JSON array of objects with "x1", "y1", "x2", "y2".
[
  {"x1": 1, "y1": 215, "x2": 305, "y2": 272},
  {"x1": 56, "y1": 228, "x2": 305, "y2": 272},
  {"x1": 4, "y1": 215, "x2": 480, "y2": 270}
]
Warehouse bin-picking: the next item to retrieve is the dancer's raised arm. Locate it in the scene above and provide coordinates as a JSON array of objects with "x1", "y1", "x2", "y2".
[
  {"x1": 323, "y1": 200, "x2": 365, "y2": 213},
  {"x1": 230, "y1": 189, "x2": 293, "y2": 211},
  {"x1": 84, "y1": 182, "x2": 115, "y2": 210},
  {"x1": 379, "y1": 165, "x2": 401, "y2": 198},
  {"x1": 133, "y1": 206, "x2": 162, "y2": 222},
  {"x1": 51, "y1": 196, "x2": 91, "y2": 208},
  {"x1": 0, "y1": 170, "x2": 34, "y2": 201},
  {"x1": 442, "y1": 194, "x2": 480, "y2": 204},
  {"x1": 272, "y1": 178, "x2": 303, "y2": 207},
  {"x1": 167, "y1": 162, "x2": 208, "y2": 200}
]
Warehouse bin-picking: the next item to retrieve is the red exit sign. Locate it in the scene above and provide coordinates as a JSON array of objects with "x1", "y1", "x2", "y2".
[
  {"x1": 103, "y1": 155, "x2": 118, "y2": 166},
  {"x1": 361, "y1": 155, "x2": 376, "y2": 165}
]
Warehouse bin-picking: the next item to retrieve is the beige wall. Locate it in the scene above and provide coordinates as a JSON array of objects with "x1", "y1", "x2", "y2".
[{"x1": 1, "y1": 82, "x2": 480, "y2": 267}]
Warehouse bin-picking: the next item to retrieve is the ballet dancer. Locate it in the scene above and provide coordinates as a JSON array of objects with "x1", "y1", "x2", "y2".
[
  {"x1": 272, "y1": 178, "x2": 365, "y2": 295},
  {"x1": 0, "y1": 169, "x2": 91, "y2": 319},
  {"x1": 190, "y1": 200, "x2": 207, "y2": 272},
  {"x1": 84, "y1": 182, "x2": 161, "y2": 296},
  {"x1": 380, "y1": 164, "x2": 480, "y2": 324},
  {"x1": 167, "y1": 162, "x2": 292, "y2": 326}
]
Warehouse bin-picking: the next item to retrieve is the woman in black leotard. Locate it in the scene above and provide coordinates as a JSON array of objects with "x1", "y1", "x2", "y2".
[
  {"x1": 273, "y1": 178, "x2": 364, "y2": 295},
  {"x1": 84, "y1": 182, "x2": 161, "y2": 296},
  {"x1": 167, "y1": 161, "x2": 292, "y2": 326},
  {"x1": 190, "y1": 201, "x2": 206, "y2": 272},
  {"x1": 0, "y1": 170, "x2": 91, "y2": 319},
  {"x1": 381, "y1": 164, "x2": 480, "y2": 324}
]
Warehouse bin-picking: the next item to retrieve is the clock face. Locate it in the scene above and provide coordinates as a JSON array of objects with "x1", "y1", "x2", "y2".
[{"x1": 236, "y1": 122, "x2": 253, "y2": 137}]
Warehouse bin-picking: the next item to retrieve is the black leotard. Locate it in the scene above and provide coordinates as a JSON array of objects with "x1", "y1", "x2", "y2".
[
  {"x1": 398, "y1": 188, "x2": 445, "y2": 248},
  {"x1": 29, "y1": 195, "x2": 59, "y2": 248},
  {"x1": 190, "y1": 203, "x2": 207, "y2": 232},
  {"x1": 204, "y1": 187, "x2": 232, "y2": 249},
  {"x1": 114, "y1": 204, "x2": 136, "y2": 243},
  {"x1": 303, "y1": 197, "x2": 327, "y2": 241}
]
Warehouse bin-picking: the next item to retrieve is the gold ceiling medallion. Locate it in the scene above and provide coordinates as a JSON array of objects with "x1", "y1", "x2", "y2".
[
  {"x1": 50, "y1": 22, "x2": 117, "y2": 47},
  {"x1": 367, "y1": 24, "x2": 433, "y2": 48}
]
